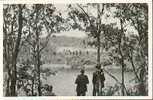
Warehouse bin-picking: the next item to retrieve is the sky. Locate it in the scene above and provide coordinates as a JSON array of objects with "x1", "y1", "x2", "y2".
[
  {"x1": 53, "y1": 4, "x2": 138, "y2": 38},
  {"x1": 53, "y1": 29, "x2": 87, "y2": 38}
]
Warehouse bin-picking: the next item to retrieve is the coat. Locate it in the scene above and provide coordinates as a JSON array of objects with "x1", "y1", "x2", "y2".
[
  {"x1": 75, "y1": 74, "x2": 89, "y2": 93},
  {"x1": 92, "y1": 70, "x2": 105, "y2": 88}
]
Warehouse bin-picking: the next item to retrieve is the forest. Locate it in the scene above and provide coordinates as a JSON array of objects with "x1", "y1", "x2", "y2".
[{"x1": 3, "y1": 4, "x2": 148, "y2": 96}]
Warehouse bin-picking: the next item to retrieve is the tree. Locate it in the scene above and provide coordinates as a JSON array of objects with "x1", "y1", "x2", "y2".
[
  {"x1": 103, "y1": 3, "x2": 148, "y2": 95},
  {"x1": 4, "y1": 4, "x2": 65, "y2": 96},
  {"x1": 103, "y1": 25, "x2": 128, "y2": 95},
  {"x1": 67, "y1": 4, "x2": 106, "y2": 66},
  {"x1": 67, "y1": 3, "x2": 128, "y2": 95},
  {"x1": 68, "y1": 3, "x2": 148, "y2": 96},
  {"x1": 121, "y1": 3, "x2": 148, "y2": 95},
  {"x1": 22, "y1": 4, "x2": 64, "y2": 96},
  {"x1": 3, "y1": 4, "x2": 26, "y2": 96}
]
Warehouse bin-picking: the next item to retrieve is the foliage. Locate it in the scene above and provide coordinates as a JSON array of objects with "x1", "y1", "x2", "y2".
[
  {"x1": 67, "y1": 3, "x2": 148, "y2": 96},
  {"x1": 3, "y1": 3, "x2": 148, "y2": 96},
  {"x1": 16, "y1": 60, "x2": 56, "y2": 96}
]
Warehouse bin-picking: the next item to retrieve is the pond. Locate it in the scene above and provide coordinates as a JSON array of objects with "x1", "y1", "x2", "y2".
[{"x1": 42, "y1": 68, "x2": 135, "y2": 96}]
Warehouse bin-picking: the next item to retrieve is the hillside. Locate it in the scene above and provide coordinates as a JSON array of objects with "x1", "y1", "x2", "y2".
[
  {"x1": 48, "y1": 35, "x2": 85, "y2": 48},
  {"x1": 18, "y1": 35, "x2": 114, "y2": 69}
]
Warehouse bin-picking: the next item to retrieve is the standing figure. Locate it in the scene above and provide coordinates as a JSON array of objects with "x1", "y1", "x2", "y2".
[
  {"x1": 75, "y1": 69, "x2": 89, "y2": 96},
  {"x1": 92, "y1": 65, "x2": 105, "y2": 96},
  {"x1": 44, "y1": 84, "x2": 56, "y2": 96}
]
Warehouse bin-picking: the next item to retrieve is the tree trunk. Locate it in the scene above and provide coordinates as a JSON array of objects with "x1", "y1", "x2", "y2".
[
  {"x1": 121, "y1": 57, "x2": 125, "y2": 96},
  {"x1": 37, "y1": 50, "x2": 41, "y2": 96},
  {"x1": 97, "y1": 32, "x2": 101, "y2": 65},
  {"x1": 4, "y1": 14, "x2": 11, "y2": 96},
  {"x1": 96, "y1": 4, "x2": 101, "y2": 66},
  {"x1": 10, "y1": 5, "x2": 23, "y2": 96},
  {"x1": 129, "y1": 50, "x2": 141, "y2": 82},
  {"x1": 96, "y1": 4, "x2": 105, "y2": 96},
  {"x1": 119, "y1": 18, "x2": 125, "y2": 96},
  {"x1": 32, "y1": 78, "x2": 34, "y2": 96},
  {"x1": 5, "y1": 65, "x2": 11, "y2": 96},
  {"x1": 35, "y1": 7, "x2": 41, "y2": 95}
]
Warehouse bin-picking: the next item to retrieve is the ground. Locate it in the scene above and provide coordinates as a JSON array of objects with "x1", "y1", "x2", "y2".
[{"x1": 43, "y1": 68, "x2": 134, "y2": 96}]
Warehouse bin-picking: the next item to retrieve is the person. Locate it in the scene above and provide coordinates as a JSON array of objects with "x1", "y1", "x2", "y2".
[
  {"x1": 44, "y1": 84, "x2": 56, "y2": 96},
  {"x1": 92, "y1": 64, "x2": 105, "y2": 96},
  {"x1": 75, "y1": 69, "x2": 89, "y2": 96}
]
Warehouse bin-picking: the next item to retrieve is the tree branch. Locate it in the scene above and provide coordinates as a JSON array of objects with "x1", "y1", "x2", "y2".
[
  {"x1": 103, "y1": 69, "x2": 121, "y2": 84},
  {"x1": 128, "y1": 49, "x2": 141, "y2": 82},
  {"x1": 77, "y1": 4, "x2": 92, "y2": 26}
]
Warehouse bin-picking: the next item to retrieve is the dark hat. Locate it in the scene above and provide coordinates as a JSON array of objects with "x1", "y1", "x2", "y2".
[
  {"x1": 95, "y1": 64, "x2": 101, "y2": 69},
  {"x1": 80, "y1": 69, "x2": 85, "y2": 73},
  {"x1": 100, "y1": 69, "x2": 104, "y2": 73}
]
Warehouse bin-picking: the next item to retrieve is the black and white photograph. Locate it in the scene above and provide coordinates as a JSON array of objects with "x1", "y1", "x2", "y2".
[{"x1": 2, "y1": 0, "x2": 152, "y2": 99}]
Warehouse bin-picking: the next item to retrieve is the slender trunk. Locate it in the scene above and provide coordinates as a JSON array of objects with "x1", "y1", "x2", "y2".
[
  {"x1": 36, "y1": 39, "x2": 41, "y2": 96},
  {"x1": 117, "y1": 41, "x2": 126, "y2": 96},
  {"x1": 10, "y1": 5, "x2": 23, "y2": 96},
  {"x1": 4, "y1": 14, "x2": 12, "y2": 96},
  {"x1": 6, "y1": 78, "x2": 10, "y2": 96},
  {"x1": 96, "y1": 4, "x2": 105, "y2": 96},
  {"x1": 6, "y1": 65, "x2": 12, "y2": 96},
  {"x1": 10, "y1": 58, "x2": 17, "y2": 96},
  {"x1": 32, "y1": 78, "x2": 34, "y2": 96},
  {"x1": 37, "y1": 50, "x2": 41, "y2": 96},
  {"x1": 6, "y1": 68, "x2": 10, "y2": 96},
  {"x1": 119, "y1": 18, "x2": 125, "y2": 96},
  {"x1": 5, "y1": 47, "x2": 11, "y2": 96},
  {"x1": 97, "y1": 4, "x2": 101, "y2": 95},
  {"x1": 96, "y1": 4, "x2": 101, "y2": 66},
  {"x1": 129, "y1": 51, "x2": 141, "y2": 82},
  {"x1": 35, "y1": 7, "x2": 41, "y2": 95},
  {"x1": 121, "y1": 57, "x2": 125, "y2": 96},
  {"x1": 118, "y1": 42, "x2": 125, "y2": 96},
  {"x1": 129, "y1": 49, "x2": 146, "y2": 95},
  {"x1": 97, "y1": 32, "x2": 100, "y2": 65}
]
